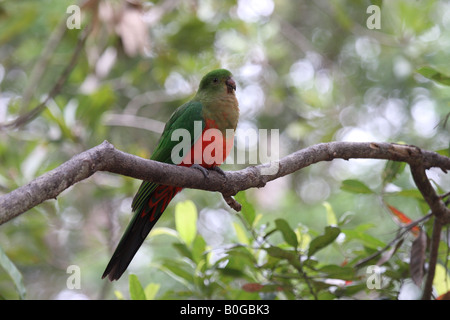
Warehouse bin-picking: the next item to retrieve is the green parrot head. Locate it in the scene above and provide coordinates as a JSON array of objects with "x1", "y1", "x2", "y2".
[{"x1": 196, "y1": 69, "x2": 237, "y2": 99}]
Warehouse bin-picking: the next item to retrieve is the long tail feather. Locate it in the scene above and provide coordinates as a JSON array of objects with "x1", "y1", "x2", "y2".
[{"x1": 102, "y1": 185, "x2": 181, "y2": 281}]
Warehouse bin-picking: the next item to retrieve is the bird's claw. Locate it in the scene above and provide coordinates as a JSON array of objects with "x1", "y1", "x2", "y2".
[
  {"x1": 191, "y1": 164, "x2": 210, "y2": 178},
  {"x1": 211, "y1": 166, "x2": 226, "y2": 177},
  {"x1": 191, "y1": 164, "x2": 227, "y2": 179}
]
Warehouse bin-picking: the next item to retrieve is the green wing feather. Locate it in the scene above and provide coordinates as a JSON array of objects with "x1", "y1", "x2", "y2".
[{"x1": 131, "y1": 100, "x2": 205, "y2": 212}]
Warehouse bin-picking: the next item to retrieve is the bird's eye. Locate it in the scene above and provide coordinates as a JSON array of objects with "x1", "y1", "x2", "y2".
[{"x1": 213, "y1": 78, "x2": 218, "y2": 83}]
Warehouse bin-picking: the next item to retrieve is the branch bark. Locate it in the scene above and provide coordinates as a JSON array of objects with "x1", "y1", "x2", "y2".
[
  {"x1": 421, "y1": 217, "x2": 442, "y2": 300},
  {"x1": 1, "y1": 140, "x2": 449, "y2": 227}
]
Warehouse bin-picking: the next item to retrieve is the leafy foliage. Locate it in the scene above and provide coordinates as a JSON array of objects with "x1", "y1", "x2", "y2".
[{"x1": 122, "y1": 191, "x2": 449, "y2": 300}]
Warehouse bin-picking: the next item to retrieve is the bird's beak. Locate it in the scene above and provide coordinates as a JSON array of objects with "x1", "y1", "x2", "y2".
[{"x1": 226, "y1": 77, "x2": 236, "y2": 93}]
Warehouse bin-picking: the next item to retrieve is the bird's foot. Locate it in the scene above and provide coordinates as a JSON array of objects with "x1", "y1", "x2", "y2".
[
  {"x1": 191, "y1": 164, "x2": 210, "y2": 178},
  {"x1": 191, "y1": 164, "x2": 226, "y2": 179}
]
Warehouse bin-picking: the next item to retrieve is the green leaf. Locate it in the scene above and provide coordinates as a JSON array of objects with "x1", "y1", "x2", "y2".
[
  {"x1": 265, "y1": 246, "x2": 302, "y2": 269},
  {"x1": 317, "y1": 265, "x2": 355, "y2": 280},
  {"x1": 417, "y1": 66, "x2": 450, "y2": 86},
  {"x1": 265, "y1": 246, "x2": 295, "y2": 260},
  {"x1": 233, "y1": 222, "x2": 250, "y2": 245},
  {"x1": 296, "y1": 227, "x2": 311, "y2": 250},
  {"x1": 343, "y1": 230, "x2": 385, "y2": 249},
  {"x1": 0, "y1": 6, "x2": 37, "y2": 44},
  {"x1": 370, "y1": 0, "x2": 382, "y2": 9},
  {"x1": 308, "y1": 226, "x2": 341, "y2": 257},
  {"x1": 168, "y1": 17, "x2": 215, "y2": 54},
  {"x1": 159, "y1": 259, "x2": 195, "y2": 287},
  {"x1": 191, "y1": 234, "x2": 207, "y2": 264},
  {"x1": 215, "y1": 251, "x2": 251, "y2": 279},
  {"x1": 0, "y1": 246, "x2": 26, "y2": 299},
  {"x1": 323, "y1": 202, "x2": 338, "y2": 226},
  {"x1": 149, "y1": 227, "x2": 179, "y2": 238},
  {"x1": 390, "y1": 189, "x2": 424, "y2": 199},
  {"x1": 129, "y1": 274, "x2": 146, "y2": 300},
  {"x1": 341, "y1": 179, "x2": 373, "y2": 194},
  {"x1": 144, "y1": 283, "x2": 160, "y2": 300},
  {"x1": 235, "y1": 191, "x2": 256, "y2": 226},
  {"x1": 114, "y1": 290, "x2": 125, "y2": 300},
  {"x1": 334, "y1": 282, "x2": 369, "y2": 297},
  {"x1": 433, "y1": 264, "x2": 450, "y2": 297},
  {"x1": 382, "y1": 161, "x2": 406, "y2": 185},
  {"x1": 175, "y1": 200, "x2": 197, "y2": 247},
  {"x1": 436, "y1": 148, "x2": 449, "y2": 157},
  {"x1": 173, "y1": 242, "x2": 193, "y2": 260},
  {"x1": 275, "y1": 219, "x2": 298, "y2": 248},
  {"x1": 416, "y1": 66, "x2": 437, "y2": 78},
  {"x1": 224, "y1": 246, "x2": 257, "y2": 265}
]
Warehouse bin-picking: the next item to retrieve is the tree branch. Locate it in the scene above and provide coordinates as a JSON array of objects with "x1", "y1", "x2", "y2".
[
  {"x1": 0, "y1": 141, "x2": 449, "y2": 227},
  {"x1": 411, "y1": 164, "x2": 450, "y2": 225},
  {"x1": 421, "y1": 217, "x2": 442, "y2": 300}
]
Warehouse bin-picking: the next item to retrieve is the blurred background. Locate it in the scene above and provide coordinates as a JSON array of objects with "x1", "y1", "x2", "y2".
[{"x1": 0, "y1": 0, "x2": 449, "y2": 299}]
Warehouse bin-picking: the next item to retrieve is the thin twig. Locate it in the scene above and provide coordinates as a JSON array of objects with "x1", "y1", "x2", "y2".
[
  {"x1": 20, "y1": 18, "x2": 68, "y2": 113},
  {"x1": 440, "y1": 191, "x2": 450, "y2": 201},
  {"x1": 354, "y1": 213, "x2": 433, "y2": 268},
  {"x1": 222, "y1": 195, "x2": 242, "y2": 212},
  {"x1": 0, "y1": 23, "x2": 92, "y2": 130}
]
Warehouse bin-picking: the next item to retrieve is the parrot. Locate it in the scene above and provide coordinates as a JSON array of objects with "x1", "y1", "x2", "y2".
[{"x1": 102, "y1": 69, "x2": 239, "y2": 281}]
